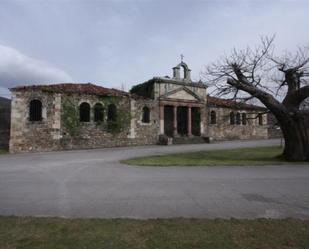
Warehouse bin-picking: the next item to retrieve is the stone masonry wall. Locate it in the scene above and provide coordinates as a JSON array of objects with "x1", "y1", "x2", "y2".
[
  {"x1": 206, "y1": 106, "x2": 268, "y2": 140},
  {"x1": 10, "y1": 90, "x2": 62, "y2": 152},
  {"x1": 10, "y1": 91, "x2": 159, "y2": 153},
  {"x1": 59, "y1": 95, "x2": 159, "y2": 150}
]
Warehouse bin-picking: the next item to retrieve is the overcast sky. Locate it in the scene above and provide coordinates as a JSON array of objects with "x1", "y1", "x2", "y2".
[{"x1": 0, "y1": 0, "x2": 308, "y2": 98}]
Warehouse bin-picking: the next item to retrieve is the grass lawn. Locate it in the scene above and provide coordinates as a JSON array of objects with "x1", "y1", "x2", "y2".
[
  {"x1": 0, "y1": 217, "x2": 308, "y2": 249},
  {"x1": 122, "y1": 146, "x2": 307, "y2": 166}
]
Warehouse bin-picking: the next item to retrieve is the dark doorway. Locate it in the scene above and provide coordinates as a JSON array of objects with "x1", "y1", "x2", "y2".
[
  {"x1": 192, "y1": 107, "x2": 201, "y2": 136},
  {"x1": 164, "y1": 106, "x2": 173, "y2": 137},
  {"x1": 177, "y1": 106, "x2": 188, "y2": 136}
]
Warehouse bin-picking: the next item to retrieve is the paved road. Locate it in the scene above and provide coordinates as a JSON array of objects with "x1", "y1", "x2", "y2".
[{"x1": 1, "y1": 139, "x2": 309, "y2": 219}]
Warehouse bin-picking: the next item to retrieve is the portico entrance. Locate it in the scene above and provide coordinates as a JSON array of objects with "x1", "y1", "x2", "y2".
[
  {"x1": 163, "y1": 106, "x2": 174, "y2": 136},
  {"x1": 177, "y1": 106, "x2": 188, "y2": 135},
  {"x1": 161, "y1": 104, "x2": 201, "y2": 137}
]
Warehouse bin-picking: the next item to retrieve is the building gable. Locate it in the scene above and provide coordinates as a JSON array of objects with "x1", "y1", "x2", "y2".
[{"x1": 160, "y1": 86, "x2": 202, "y2": 102}]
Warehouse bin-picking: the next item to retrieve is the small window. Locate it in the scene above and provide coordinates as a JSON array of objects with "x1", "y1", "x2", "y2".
[
  {"x1": 107, "y1": 104, "x2": 117, "y2": 122},
  {"x1": 236, "y1": 112, "x2": 241, "y2": 125},
  {"x1": 230, "y1": 112, "x2": 235, "y2": 125},
  {"x1": 79, "y1": 102, "x2": 90, "y2": 122},
  {"x1": 142, "y1": 106, "x2": 150, "y2": 123},
  {"x1": 29, "y1": 99, "x2": 42, "y2": 121},
  {"x1": 94, "y1": 103, "x2": 104, "y2": 123},
  {"x1": 258, "y1": 113, "x2": 263, "y2": 125},
  {"x1": 242, "y1": 113, "x2": 247, "y2": 125},
  {"x1": 210, "y1": 111, "x2": 216, "y2": 124}
]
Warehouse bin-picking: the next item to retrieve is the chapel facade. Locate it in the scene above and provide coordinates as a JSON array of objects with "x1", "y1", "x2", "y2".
[{"x1": 9, "y1": 61, "x2": 269, "y2": 153}]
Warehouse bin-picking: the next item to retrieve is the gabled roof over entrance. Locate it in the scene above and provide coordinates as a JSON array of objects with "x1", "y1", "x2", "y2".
[{"x1": 159, "y1": 86, "x2": 204, "y2": 102}]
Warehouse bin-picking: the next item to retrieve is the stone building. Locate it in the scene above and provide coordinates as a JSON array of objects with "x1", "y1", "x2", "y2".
[
  {"x1": 9, "y1": 61, "x2": 268, "y2": 153},
  {"x1": 0, "y1": 96, "x2": 11, "y2": 149}
]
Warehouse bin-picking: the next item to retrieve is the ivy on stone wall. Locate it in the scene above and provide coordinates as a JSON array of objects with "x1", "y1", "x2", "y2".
[
  {"x1": 130, "y1": 80, "x2": 154, "y2": 98},
  {"x1": 98, "y1": 96, "x2": 131, "y2": 135},
  {"x1": 61, "y1": 100, "x2": 80, "y2": 136},
  {"x1": 61, "y1": 96, "x2": 131, "y2": 136}
]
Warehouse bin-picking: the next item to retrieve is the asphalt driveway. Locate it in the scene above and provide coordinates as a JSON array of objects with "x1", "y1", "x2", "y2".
[{"x1": 0, "y1": 139, "x2": 309, "y2": 219}]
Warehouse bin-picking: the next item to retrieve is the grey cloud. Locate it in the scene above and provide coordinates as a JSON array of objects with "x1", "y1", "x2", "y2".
[{"x1": 0, "y1": 44, "x2": 73, "y2": 89}]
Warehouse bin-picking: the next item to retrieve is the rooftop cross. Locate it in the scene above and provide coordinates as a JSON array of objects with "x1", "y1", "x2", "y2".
[{"x1": 180, "y1": 54, "x2": 184, "y2": 62}]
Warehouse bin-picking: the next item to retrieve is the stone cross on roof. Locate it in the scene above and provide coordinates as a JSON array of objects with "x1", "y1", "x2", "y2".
[{"x1": 180, "y1": 54, "x2": 184, "y2": 62}]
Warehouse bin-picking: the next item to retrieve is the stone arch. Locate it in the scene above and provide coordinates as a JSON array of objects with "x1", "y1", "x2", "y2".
[
  {"x1": 210, "y1": 110, "x2": 216, "y2": 124},
  {"x1": 178, "y1": 62, "x2": 189, "y2": 79},
  {"x1": 173, "y1": 62, "x2": 191, "y2": 80},
  {"x1": 258, "y1": 113, "x2": 263, "y2": 125},
  {"x1": 107, "y1": 104, "x2": 117, "y2": 122},
  {"x1": 142, "y1": 106, "x2": 150, "y2": 123},
  {"x1": 94, "y1": 103, "x2": 104, "y2": 123},
  {"x1": 236, "y1": 112, "x2": 241, "y2": 125},
  {"x1": 242, "y1": 113, "x2": 247, "y2": 125},
  {"x1": 79, "y1": 102, "x2": 90, "y2": 122},
  {"x1": 230, "y1": 111, "x2": 235, "y2": 125}
]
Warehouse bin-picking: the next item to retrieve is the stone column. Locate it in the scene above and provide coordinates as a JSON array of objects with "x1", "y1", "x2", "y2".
[
  {"x1": 187, "y1": 106, "x2": 192, "y2": 136},
  {"x1": 159, "y1": 105, "x2": 164, "y2": 134},
  {"x1": 173, "y1": 105, "x2": 178, "y2": 137},
  {"x1": 200, "y1": 107, "x2": 205, "y2": 136},
  {"x1": 185, "y1": 69, "x2": 191, "y2": 81},
  {"x1": 173, "y1": 66, "x2": 180, "y2": 79},
  {"x1": 127, "y1": 99, "x2": 136, "y2": 139}
]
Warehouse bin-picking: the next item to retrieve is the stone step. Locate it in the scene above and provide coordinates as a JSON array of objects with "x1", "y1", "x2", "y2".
[{"x1": 172, "y1": 136, "x2": 210, "y2": 145}]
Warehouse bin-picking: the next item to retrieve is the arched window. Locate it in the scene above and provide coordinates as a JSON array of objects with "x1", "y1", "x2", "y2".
[
  {"x1": 210, "y1": 111, "x2": 216, "y2": 124},
  {"x1": 230, "y1": 112, "x2": 235, "y2": 125},
  {"x1": 142, "y1": 106, "x2": 150, "y2": 123},
  {"x1": 94, "y1": 103, "x2": 104, "y2": 123},
  {"x1": 29, "y1": 99, "x2": 42, "y2": 121},
  {"x1": 242, "y1": 113, "x2": 247, "y2": 125},
  {"x1": 79, "y1": 102, "x2": 90, "y2": 122},
  {"x1": 258, "y1": 113, "x2": 263, "y2": 125},
  {"x1": 236, "y1": 112, "x2": 241, "y2": 125},
  {"x1": 107, "y1": 104, "x2": 117, "y2": 122}
]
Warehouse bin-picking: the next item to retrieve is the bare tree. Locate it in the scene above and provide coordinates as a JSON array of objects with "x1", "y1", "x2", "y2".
[{"x1": 204, "y1": 36, "x2": 309, "y2": 161}]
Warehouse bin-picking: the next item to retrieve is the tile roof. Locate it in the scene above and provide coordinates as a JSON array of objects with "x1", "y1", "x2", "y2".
[
  {"x1": 207, "y1": 95, "x2": 266, "y2": 110},
  {"x1": 10, "y1": 83, "x2": 130, "y2": 97}
]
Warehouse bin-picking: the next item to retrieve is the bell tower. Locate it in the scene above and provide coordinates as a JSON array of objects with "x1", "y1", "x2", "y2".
[{"x1": 172, "y1": 56, "x2": 191, "y2": 81}]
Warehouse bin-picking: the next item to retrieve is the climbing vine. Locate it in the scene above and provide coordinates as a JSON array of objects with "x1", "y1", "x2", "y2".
[
  {"x1": 130, "y1": 80, "x2": 155, "y2": 98},
  {"x1": 61, "y1": 96, "x2": 131, "y2": 136},
  {"x1": 61, "y1": 99, "x2": 80, "y2": 136},
  {"x1": 98, "y1": 96, "x2": 131, "y2": 135}
]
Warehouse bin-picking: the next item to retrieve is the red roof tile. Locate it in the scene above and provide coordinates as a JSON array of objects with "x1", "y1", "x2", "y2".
[
  {"x1": 207, "y1": 95, "x2": 266, "y2": 110},
  {"x1": 10, "y1": 83, "x2": 130, "y2": 97}
]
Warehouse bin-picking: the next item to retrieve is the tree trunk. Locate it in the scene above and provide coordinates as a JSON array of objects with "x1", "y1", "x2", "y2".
[{"x1": 280, "y1": 115, "x2": 309, "y2": 161}]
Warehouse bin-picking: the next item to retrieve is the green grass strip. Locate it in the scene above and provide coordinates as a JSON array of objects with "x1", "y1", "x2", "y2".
[
  {"x1": 0, "y1": 216, "x2": 308, "y2": 249},
  {"x1": 122, "y1": 146, "x2": 307, "y2": 166}
]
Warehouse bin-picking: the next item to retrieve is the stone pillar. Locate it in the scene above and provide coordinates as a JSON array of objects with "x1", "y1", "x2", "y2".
[
  {"x1": 187, "y1": 106, "x2": 192, "y2": 136},
  {"x1": 200, "y1": 107, "x2": 205, "y2": 135},
  {"x1": 185, "y1": 69, "x2": 191, "y2": 81},
  {"x1": 173, "y1": 66, "x2": 180, "y2": 79},
  {"x1": 52, "y1": 94, "x2": 62, "y2": 140},
  {"x1": 127, "y1": 99, "x2": 136, "y2": 139},
  {"x1": 173, "y1": 105, "x2": 178, "y2": 137},
  {"x1": 159, "y1": 105, "x2": 164, "y2": 134}
]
